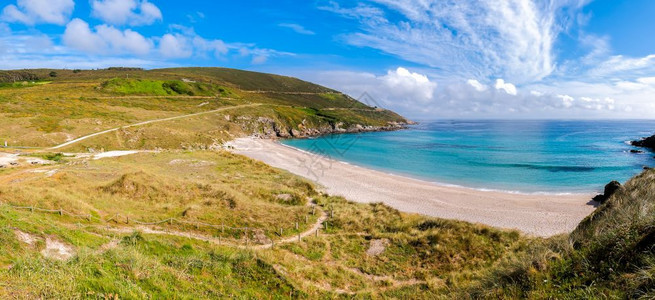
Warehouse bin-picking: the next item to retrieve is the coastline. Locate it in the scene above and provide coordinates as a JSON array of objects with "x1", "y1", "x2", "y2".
[
  {"x1": 277, "y1": 141, "x2": 589, "y2": 197},
  {"x1": 228, "y1": 137, "x2": 597, "y2": 237}
]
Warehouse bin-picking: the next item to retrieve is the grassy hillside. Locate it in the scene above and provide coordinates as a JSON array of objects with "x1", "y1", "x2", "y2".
[
  {"x1": 466, "y1": 169, "x2": 655, "y2": 298},
  {"x1": 0, "y1": 67, "x2": 407, "y2": 150},
  {"x1": 0, "y1": 150, "x2": 527, "y2": 298},
  {"x1": 4, "y1": 148, "x2": 652, "y2": 298}
]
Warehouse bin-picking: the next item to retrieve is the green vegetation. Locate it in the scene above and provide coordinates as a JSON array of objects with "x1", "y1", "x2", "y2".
[
  {"x1": 100, "y1": 78, "x2": 228, "y2": 97},
  {"x1": 0, "y1": 150, "x2": 526, "y2": 298},
  {"x1": 0, "y1": 67, "x2": 407, "y2": 149},
  {"x1": 2, "y1": 66, "x2": 652, "y2": 298},
  {"x1": 467, "y1": 169, "x2": 655, "y2": 298}
]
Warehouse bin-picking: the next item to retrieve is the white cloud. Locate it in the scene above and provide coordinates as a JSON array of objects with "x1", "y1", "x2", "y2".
[
  {"x1": 323, "y1": 0, "x2": 590, "y2": 83},
  {"x1": 382, "y1": 67, "x2": 437, "y2": 102},
  {"x1": 91, "y1": 0, "x2": 162, "y2": 26},
  {"x1": 467, "y1": 79, "x2": 487, "y2": 92},
  {"x1": 159, "y1": 33, "x2": 192, "y2": 58},
  {"x1": 637, "y1": 77, "x2": 655, "y2": 86},
  {"x1": 0, "y1": 33, "x2": 171, "y2": 69},
  {"x1": 278, "y1": 23, "x2": 315, "y2": 35},
  {"x1": 557, "y1": 94, "x2": 574, "y2": 108},
  {"x1": 63, "y1": 18, "x2": 153, "y2": 55},
  {"x1": 192, "y1": 36, "x2": 228, "y2": 58},
  {"x1": 63, "y1": 19, "x2": 107, "y2": 53},
  {"x1": 494, "y1": 79, "x2": 517, "y2": 95},
  {"x1": 1, "y1": 0, "x2": 74, "y2": 25}
]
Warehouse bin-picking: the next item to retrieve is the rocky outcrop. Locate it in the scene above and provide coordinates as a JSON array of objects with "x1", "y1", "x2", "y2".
[
  {"x1": 632, "y1": 134, "x2": 655, "y2": 150},
  {"x1": 248, "y1": 117, "x2": 411, "y2": 139},
  {"x1": 592, "y1": 180, "x2": 623, "y2": 204}
]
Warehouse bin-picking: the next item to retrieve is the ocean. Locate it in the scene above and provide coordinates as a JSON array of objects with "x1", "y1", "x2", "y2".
[{"x1": 281, "y1": 120, "x2": 655, "y2": 194}]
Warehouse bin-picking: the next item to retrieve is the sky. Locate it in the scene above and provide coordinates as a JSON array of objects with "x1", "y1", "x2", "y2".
[{"x1": 0, "y1": 0, "x2": 654, "y2": 119}]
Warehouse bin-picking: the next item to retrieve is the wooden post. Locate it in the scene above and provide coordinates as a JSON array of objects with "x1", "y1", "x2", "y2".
[
  {"x1": 315, "y1": 229, "x2": 318, "y2": 237},
  {"x1": 87, "y1": 214, "x2": 91, "y2": 222},
  {"x1": 331, "y1": 209, "x2": 334, "y2": 218},
  {"x1": 245, "y1": 227, "x2": 249, "y2": 247},
  {"x1": 30, "y1": 206, "x2": 34, "y2": 213},
  {"x1": 169, "y1": 218, "x2": 173, "y2": 225},
  {"x1": 196, "y1": 222, "x2": 199, "y2": 229},
  {"x1": 298, "y1": 233, "x2": 301, "y2": 242},
  {"x1": 59, "y1": 208, "x2": 63, "y2": 216},
  {"x1": 295, "y1": 222, "x2": 298, "y2": 230},
  {"x1": 312, "y1": 206, "x2": 315, "y2": 215},
  {"x1": 305, "y1": 215, "x2": 308, "y2": 224},
  {"x1": 280, "y1": 227, "x2": 283, "y2": 236},
  {"x1": 126, "y1": 216, "x2": 129, "y2": 224},
  {"x1": 221, "y1": 223, "x2": 224, "y2": 233}
]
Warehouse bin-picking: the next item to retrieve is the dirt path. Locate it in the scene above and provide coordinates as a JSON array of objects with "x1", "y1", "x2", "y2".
[
  {"x1": 49, "y1": 104, "x2": 260, "y2": 150},
  {"x1": 95, "y1": 208, "x2": 328, "y2": 250}
]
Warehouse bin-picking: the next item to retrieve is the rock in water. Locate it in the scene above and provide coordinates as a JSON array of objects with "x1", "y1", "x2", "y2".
[
  {"x1": 632, "y1": 134, "x2": 655, "y2": 150},
  {"x1": 592, "y1": 180, "x2": 623, "y2": 204}
]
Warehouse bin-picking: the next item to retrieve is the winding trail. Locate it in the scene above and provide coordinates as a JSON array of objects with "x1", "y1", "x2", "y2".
[
  {"x1": 96, "y1": 208, "x2": 328, "y2": 250},
  {"x1": 49, "y1": 104, "x2": 260, "y2": 150}
]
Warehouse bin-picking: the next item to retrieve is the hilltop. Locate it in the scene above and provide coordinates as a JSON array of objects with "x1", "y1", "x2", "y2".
[{"x1": 0, "y1": 67, "x2": 408, "y2": 151}]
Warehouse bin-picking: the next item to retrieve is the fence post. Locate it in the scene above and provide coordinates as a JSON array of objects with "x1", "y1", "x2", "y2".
[
  {"x1": 59, "y1": 208, "x2": 63, "y2": 216},
  {"x1": 312, "y1": 206, "x2": 315, "y2": 215},
  {"x1": 221, "y1": 223, "x2": 224, "y2": 234},
  {"x1": 295, "y1": 222, "x2": 298, "y2": 230},
  {"x1": 280, "y1": 227, "x2": 283, "y2": 236},
  {"x1": 315, "y1": 229, "x2": 318, "y2": 237},
  {"x1": 169, "y1": 218, "x2": 173, "y2": 225},
  {"x1": 298, "y1": 232, "x2": 300, "y2": 242},
  {"x1": 331, "y1": 209, "x2": 334, "y2": 218},
  {"x1": 126, "y1": 216, "x2": 129, "y2": 224},
  {"x1": 245, "y1": 227, "x2": 249, "y2": 247},
  {"x1": 305, "y1": 215, "x2": 308, "y2": 224},
  {"x1": 30, "y1": 206, "x2": 34, "y2": 213}
]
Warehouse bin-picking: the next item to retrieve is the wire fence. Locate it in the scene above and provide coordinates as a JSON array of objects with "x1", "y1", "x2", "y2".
[{"x1": 1, "y1": 201, "x2": 335, "y2": 248}]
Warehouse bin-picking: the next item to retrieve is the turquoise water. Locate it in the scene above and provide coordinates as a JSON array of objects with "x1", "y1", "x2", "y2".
[{"x1": 281, "y1": 120, "x2": 655, "y2": 194}]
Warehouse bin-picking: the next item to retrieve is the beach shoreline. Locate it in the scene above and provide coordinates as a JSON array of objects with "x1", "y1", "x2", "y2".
[{"x1": 228, "y1": 137, "x2": 597, "y2": 237}]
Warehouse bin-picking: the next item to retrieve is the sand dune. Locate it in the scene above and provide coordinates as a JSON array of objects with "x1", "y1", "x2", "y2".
[{"x1": 228, "y1": 137, "x2": 596, "y2": 237}]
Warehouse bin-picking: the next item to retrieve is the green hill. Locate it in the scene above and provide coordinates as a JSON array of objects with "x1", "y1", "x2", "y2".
[{"x1": 0, "y1": 67, "x2": 408, "y2": 150}]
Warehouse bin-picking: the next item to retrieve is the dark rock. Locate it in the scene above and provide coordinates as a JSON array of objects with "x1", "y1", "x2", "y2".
[
  {"x1": 645, "y1": 166, "x2": 652, "y2": 170},
  {"x1": 632, "y1": 134, "x2": 655, "y2": 150},
  {"x1": 592, "y1": 180, "x2": 623, "y2": 204},
  {"x1": 630, "y1": 149, "x2": 644, "y2": 153}
]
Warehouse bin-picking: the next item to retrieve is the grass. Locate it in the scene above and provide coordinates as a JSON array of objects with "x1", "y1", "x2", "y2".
[
  {"x1": 0, "y1": 67, "x2": 407, "y2": 148},
  {"x1": 0, "y1": 149, "x2": 531, "y2": 298},
  {"x1": 1, "y1": 148, "x2": 654, "y2": 297},
  {"x1": 3, "y1": 66, "x2": 652, "y2": 298},
  {"x1": 100, "y1": 78, "x2": 231, "y2": 97},
  {"x1": 463, "y1": 169, "x2": 655, "y2": 299}
]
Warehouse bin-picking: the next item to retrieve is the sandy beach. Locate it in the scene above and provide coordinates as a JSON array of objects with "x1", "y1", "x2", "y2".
[{"x1": 228, "y1": 137, "x2": 597, "y2": 237}]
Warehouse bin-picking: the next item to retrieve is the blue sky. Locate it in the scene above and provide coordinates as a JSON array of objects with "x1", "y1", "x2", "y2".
[{"x1": 1, "y1": 0, "x2": 654, "y2": 119}]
